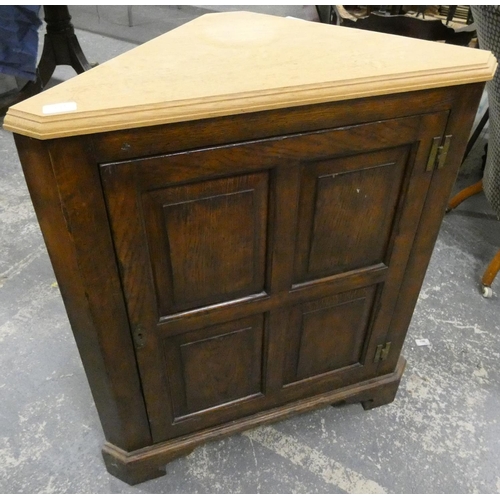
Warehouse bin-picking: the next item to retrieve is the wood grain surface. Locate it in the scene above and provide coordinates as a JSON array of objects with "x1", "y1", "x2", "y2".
[{"x1": 3, "y1": 11, "x2": 496, "y2": 139}]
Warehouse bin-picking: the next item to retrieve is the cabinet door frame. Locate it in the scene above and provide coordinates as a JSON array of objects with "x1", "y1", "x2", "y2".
[{"x1": 100, "y1": 110, "x2": 449, "y2": 442}]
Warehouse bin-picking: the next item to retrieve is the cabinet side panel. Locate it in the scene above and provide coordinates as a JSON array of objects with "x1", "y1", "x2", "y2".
[
  {"x1": 13, "y1": 134, "x2": 152, "y2": 451},
  {"x1": 381, "y1": 83, "x2": 486, "y2": 373}
]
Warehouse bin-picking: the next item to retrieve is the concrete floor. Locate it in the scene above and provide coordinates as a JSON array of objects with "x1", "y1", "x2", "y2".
[{"x1": 1, "y1": 6, "x2": 500, "y2": 494}]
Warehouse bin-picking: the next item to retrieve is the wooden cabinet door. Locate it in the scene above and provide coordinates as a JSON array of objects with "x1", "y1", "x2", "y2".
[{"x1": 100, "y1": 110, "x2": 448, "y2": 442}]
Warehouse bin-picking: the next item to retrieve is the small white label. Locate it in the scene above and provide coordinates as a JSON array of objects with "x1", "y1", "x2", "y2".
[
  {"x1": 415, "y1": 338, "x2": 431, "y2": 346},
  {"x1": 42, "y1": 101, "x2": 77, "y2": 115}
]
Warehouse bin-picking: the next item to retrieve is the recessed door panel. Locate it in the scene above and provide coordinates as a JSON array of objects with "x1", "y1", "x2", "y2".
[
  {"x1": 284, "y1": 287, "x2": 377, "y2": 384},
  {"x1": 164, "y1": 315, "x2": 264, "y2": 418},
  {"x1": 294, "y1": 147, "x2": 408, "y2": 284},
  {"x1": 142, "y1": 173, "x2": 268, "y2": 315}
]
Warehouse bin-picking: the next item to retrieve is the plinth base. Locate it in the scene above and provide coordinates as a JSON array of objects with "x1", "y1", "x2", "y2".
[{"x1": 102, "y1": 356, "x2": 406, "y2": 485}]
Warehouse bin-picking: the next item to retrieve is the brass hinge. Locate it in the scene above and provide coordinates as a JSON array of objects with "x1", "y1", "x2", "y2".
[
  {"x1": 374, "y1": 342, "x2": 391, "y2": 363},
  {"x1": 426, "y1": 135, "x2": 453, "y2": 171},
  {"x1": 437, "y1": 135, "x2": 452, "y2": 170},
  {"x1": 133, "y1": 325, "x2": 146, "y2": 349}
]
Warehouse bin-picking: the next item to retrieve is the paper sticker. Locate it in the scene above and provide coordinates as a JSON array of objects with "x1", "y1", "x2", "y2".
[
  {"x1": 42, "y1": 102, "x2": 77, "y2": 115},
  {"x1": 415, "y1": 338, "x2": 431, "y2": 346}
]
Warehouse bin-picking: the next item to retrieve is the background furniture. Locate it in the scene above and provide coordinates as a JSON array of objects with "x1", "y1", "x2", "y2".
[
  {"x1": 0, "y1": 6, "x2": 92, "y2": 115},
  {"x1": 447, "y1": 6, "x2": 500, "y2": 297},
  {"x1": 471, "y1": 6, "x2": 500, "y2": 297},
  {"x1": 4, "y1": 12, "x2": 495, "y2": 484},
  {"x1": 316, "y1": 5, "x2": 475, "y2": 46}
]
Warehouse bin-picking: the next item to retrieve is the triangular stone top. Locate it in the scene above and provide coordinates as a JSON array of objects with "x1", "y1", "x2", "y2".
[{"x1": 4, "y1": 11, "x2": 497, "y2": 139}]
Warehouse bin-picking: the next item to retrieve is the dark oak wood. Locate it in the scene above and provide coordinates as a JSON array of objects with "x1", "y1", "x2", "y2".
[
  {"x1": 91, "y1": 86, "x2": 462, "y2": 163},
  {"x1": 293, "y1": 145, "x2": 410, "y2": 282},
  {"x1": 101, "y1": 356, "x2": 406, "y2": 485},
  {"x1": 12, "y1": 82, "x2": 485, "y2": 484},
  {"x1": 284, "y1": 287, "x2": 377, "y2": 383},
  {"x1": 97, "y1": 109, "x2": 449, "y2": 443},
  {"x1": 166, "y1": 315, "x2": 264, "y2": 417},
  {"x1": 378, "y1": 83, "x2": 484, "y2": 375},
  {"x1": 14, "y1": 135, "x2": 152, "y2": 451},
  {"x1": 142, "y1": 172, "x2": 267, "y2": 315}
]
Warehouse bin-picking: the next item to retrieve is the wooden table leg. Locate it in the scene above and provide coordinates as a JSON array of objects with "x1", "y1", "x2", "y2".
[
  {"x1": 446, "y1": 179, "x2": 483, "y2": 212},
  {"x1": 481, "y1": 249, "x2": 500, "y2": 297}
]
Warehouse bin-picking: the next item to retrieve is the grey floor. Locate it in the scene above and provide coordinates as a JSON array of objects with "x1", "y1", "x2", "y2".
[{"x1": 1, "y1": 5, "x2": 500, "y2": 494}]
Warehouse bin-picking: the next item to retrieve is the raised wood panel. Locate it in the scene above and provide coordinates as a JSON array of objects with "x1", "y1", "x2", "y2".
[
  {"x1": 284, "y1": 287, "x2": 377, "y2": 385},
  {"x1": 143, "y1": 173, "x2": 268, "y2": 315},
  {"x1": 165, "y1": 191, "x2": 254, "y2": 305},
  {"x1": 297, "y1": 298, "x2": 367, "y2": 378},
  {"x1": 163, "y1": 315, "x2": 264, "y2": 417},
  {"x1": 294, "y1": 147, "x2": 409, "y2": 283}
]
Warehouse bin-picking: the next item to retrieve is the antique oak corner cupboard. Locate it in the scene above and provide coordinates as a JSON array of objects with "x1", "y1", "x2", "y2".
[{"x1": 4, "y1": 12, "x2": 496, "y2": 484}]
